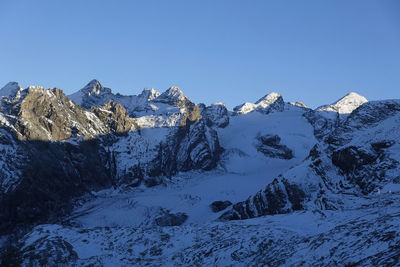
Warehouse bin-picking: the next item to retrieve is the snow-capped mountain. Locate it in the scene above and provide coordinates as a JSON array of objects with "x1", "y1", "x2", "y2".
[
  {"x1": 1, "y1": 80, "x2": 399, "y2": 266},
  {"x1": 233, "y1": 92, "x2": 285, "y2": 115},
  {"x1": 68, "y1": 79, "x2": 161, "y2": 116},
  {"x1": 0, "y1": 82, "x2": 22, "y2": 98},
  {"x1": 68, "y1": 79, "x2": 114, "y2": 108},
  {"x1": 317, "y1": 92, "x2": 368, "y2": 114}
]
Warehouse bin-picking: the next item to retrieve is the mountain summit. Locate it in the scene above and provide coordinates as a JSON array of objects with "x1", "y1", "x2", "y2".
[
  {"x1": 0, "y1": 82, "x2": 22, "y2": 97},
  {"x1": 233, "y1": 92, "x2": 285, "y2": 114},
  {"x1": 80, "y1": 79, "x2": 112, "y2": 96},
  {"x1": 153, "y1": 86, "x2": 189, "y2": 105},
  {"x1": 68, "y1": 79, "x2": 114, "y2": 108},
  {"x1": 317, "y1": 92, "x2": 368, "y2": 114}
]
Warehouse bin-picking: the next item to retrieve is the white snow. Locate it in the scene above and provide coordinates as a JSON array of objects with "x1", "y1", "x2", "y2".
[
  {"x1": 317, "y1": 92, "x2": 368, "y2": 114},
  {"x1": 233, "y1": 92, "x2": 283, "y2": 114}
]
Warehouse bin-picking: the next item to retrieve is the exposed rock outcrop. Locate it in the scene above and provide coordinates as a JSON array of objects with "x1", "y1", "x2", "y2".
[
  {"x1": 91, "y1": 100, "x2": 139, "y2": 134},
  {"x1": 255, "y1": 134, "x2": 293, "y2": 159},
  {"x1": 155, "y1": 212, "x2": 188, "y2": 226},
  {"x1": 145, "y1": 119, "x2": 221, "y2": 178},
  {"x1": 199, "y1": 102, "x2": 229, "y2": 128},
  {"x1": 220, "y1": 178, "x2": 306, "y2": 220},
  {"x1": 332, "y1": 144, "x2": 398, "y2": 194},
  {"x1": 210, "y1": 200, "x2": 232, "y2": 212},
  {"x1": 0, "y1": 139, "x2": 114, "y2": 234}
]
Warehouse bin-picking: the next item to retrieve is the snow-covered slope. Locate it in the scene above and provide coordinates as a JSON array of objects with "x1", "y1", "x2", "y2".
[
  {"x1": 1, "y1": 81, "x2": 399, "y2": 266},
  {"x1": 17, "y1": 196, "x2": 400, "y2": 266}
]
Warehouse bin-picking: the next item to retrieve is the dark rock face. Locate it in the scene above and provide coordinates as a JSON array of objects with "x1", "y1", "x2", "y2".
[
  {"x1": 220, "y1": 178, "x2": 306, "y2": 220},
  {"x1": 0, "y1": 139, "x2": 114, "y2": 235},
  {"x1": 371, "y1": 141, "x2": 395, "y2": 152},
  {"x1": 143, "y1": 176, "x2": 163, "y2": 187},
  {"x1": 155, "y1": 212, "x2": 188, "y2": 226},
  {"x1": 176, "y1": 120, "x2": 221, "y2": 171},
  {"x1": 331, "y1": 145, "x2": 398, "y2": 194},
  {"x1": 199, "y1": 103, "x2": 229, "y2": 128},
  {"x1": 19, "y1": 236, "x2": 78, "y2": 266},
  {"x1": 147, "y1": 120, "x2": 221, "y2": 178},
  {"x1": 325, "y1": 101, "x2": 400, "y2": 146},
  {"x1": 307, "y1": 144, "x2": 321, "y2": 161},
  {"x1": 0, "y1": 129, "x2": 26, "y2": 194},
  {"x1": 303, "y1": 110, "x2": 339, "y2": 141},
  {"x1": 255, "y1": 134, "x2": 293, "y2": 159},
  {"x1": 343, "y1": 100, "x2": 400, "y2": 131},
  {"x1": 210, "y1": 200, "x2": 232, "y2": 212},
  {"x1": 332, "y1": 146, "x2": 377, "y2": 174}
]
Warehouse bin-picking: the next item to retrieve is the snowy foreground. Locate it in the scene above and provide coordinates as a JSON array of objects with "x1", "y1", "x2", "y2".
[
  {"x1": 20, "y1": 177, "x2": 400, "y2": 266},
  {"x1": 1, "y1": 80, "x2": 400, "y2": 266}
]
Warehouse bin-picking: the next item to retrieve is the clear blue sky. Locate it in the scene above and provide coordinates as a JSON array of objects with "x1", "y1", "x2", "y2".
[{"x1": 0, "y1": 0, "x2": 399, "y2": 108}]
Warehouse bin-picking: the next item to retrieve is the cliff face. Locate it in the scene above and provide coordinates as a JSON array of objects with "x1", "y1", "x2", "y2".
[
  {"x1": 91, "y1": 100, "x2": 139, "y2": 134},
  {"x1": 0, "y1": 139, "x2": 114, "y2": 234}
]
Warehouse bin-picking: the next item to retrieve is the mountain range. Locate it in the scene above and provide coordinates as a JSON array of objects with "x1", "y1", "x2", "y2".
[{"x1": 1, "y1": 80, "x2": 399, "y2": 266}]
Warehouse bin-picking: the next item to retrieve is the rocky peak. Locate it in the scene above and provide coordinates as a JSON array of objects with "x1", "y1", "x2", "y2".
[
  {"x1": 154, "y1": 86, "x2": 188, "y2": 105},
  {"x1": 138, "y1": 88, "x2": 161, "y2": 102},
  {"x1": 317, "y1": 92, "x2": 367, "y2": 114},
  {"x1": 82, "y1": 79, "x2": 112, "y2": 96},
  {"x1": 166, "y1": 86, "x2": 185, "y2": 100},
  {"x1": 9, "y1": 87, "x2": 108, "y2": 141},
  {"x1": 255, "y1": 92, "x2": 283, "y2": 107},
  {"x1": 0, "y1": 82, "x2": 22, "y2": 98},
  {"x1": 200, "y1": 102, "x2": 229, "y2": 128},
  {"x1": 234, "y1": 92, "x2": 285, "y2": 115},
  {"x1": 307, "y1": 92, "x2": 368, "y2": 140},
  {"x1": 289, "y1": 101, "x2": 310, "y2": 109},
  {"x1": 27, "y1": 85, "x2": 46, "y2": 91},
  {"x1": 69, "y1": 79, "x2": 114, "y2": 109},
  {"x1": 232, "y1": 102, "x2": 255, "y2": 114}
]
